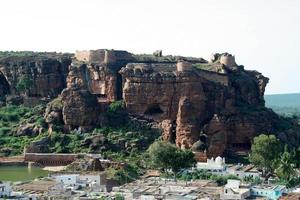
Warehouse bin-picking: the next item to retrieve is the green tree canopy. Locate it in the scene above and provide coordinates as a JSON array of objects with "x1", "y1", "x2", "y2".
[
  {"x1": 249, "y1": 134, "x2": 282, "y2": 175},
  {"x1": 147, "y1": 140, "x2": 196, "y2": 173},
  {"x1": 275, "y1": 145, "x2": 296, "y2": 181}
]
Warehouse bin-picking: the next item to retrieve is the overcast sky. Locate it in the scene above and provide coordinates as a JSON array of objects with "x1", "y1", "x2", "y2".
[{"x1": 0, "y1": 0, "x2": 299, "y2": 94}]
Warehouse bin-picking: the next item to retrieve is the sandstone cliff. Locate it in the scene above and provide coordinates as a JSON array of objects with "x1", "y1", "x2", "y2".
[
  {"x1": 1, "y1": 50, "x2": 298, "y2": 157},
  {"x1": 0, "y1": 52, "x2": 72, "y2": 100},
  {"x1": 119, "y1": 54, "x2": 281, "y2": 156}
]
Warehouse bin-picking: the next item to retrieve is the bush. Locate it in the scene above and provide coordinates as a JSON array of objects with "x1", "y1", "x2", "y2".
[
  {"x1": 36, "y1": 117, "x2": 47, "y2": 128},
  {"x1": 147, "y1": 140, "x2": 196, "y2": 173},
  {"x1": 108, "y1": 100, "x2": 124, "y2": 113},
  {"x1": 0, "y1": 127, "x2": 11, "y2": 135}
]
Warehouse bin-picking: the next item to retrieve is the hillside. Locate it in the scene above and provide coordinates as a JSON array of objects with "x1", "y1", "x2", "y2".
[
  {"x1": 0, "y1": 50, "x2": 299, "y2": 158},
  {"x1": 265, "y1": 93, "x2": 300, "y2": 117}
]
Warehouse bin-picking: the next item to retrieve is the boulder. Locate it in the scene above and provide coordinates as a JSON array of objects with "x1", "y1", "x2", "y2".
[
  {"x1": 25, "y1": 137, "x2": 50, "y2": 153},
  {"x1": 14, "y1": 123, "x2": 41, "y2": 137},
  {"x1": 61, "y1": 88, "x2": 101, "y2": 129}
]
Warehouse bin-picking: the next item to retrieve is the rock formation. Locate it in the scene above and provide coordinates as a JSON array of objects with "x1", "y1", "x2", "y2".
[
  {"x1": 1, "y1": 50, "x2": 298, "y2": 157},
  {"x1": 0, "y1": 52, "x2": 71, "y2": 99},
  {"x1": 119, "y1": 53, "x2": 280, "y2": 156}
]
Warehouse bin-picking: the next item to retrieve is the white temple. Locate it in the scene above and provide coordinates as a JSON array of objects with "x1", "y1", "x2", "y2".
[{"x1": 196, "y1": 156, "x2": 226, "y2": 172}]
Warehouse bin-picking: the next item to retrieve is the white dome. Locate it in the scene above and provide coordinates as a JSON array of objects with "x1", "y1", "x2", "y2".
[{"x1": 215, "y1": 156, "x2": 223, "y2": 164}]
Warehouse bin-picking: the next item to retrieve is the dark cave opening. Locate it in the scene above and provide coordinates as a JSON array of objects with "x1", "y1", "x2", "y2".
[{"x1": 144, "y1": 104, "x2": 164, "y2": 115}]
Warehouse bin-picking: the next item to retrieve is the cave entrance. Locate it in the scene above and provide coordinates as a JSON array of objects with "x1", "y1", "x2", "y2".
[
  {"x1": 0, "y1": 72, "x2": 10, "y2": 96},
  {"x1": 144, "y1": 104, "x2": 164, "y2": 115}
]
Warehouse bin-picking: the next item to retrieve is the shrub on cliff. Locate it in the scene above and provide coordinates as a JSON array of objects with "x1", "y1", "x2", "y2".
[
  {"x1": 108, "y1": 100, "x2": 124, "y2": 113},
  {"x1": 16, "y1": 75, "x2": 33, "y2": 95}
]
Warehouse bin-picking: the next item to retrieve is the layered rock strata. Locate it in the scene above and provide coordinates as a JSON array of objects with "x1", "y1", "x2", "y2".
[{"x1": 0, "y1": 53, "x2": 71, "y2": 98}]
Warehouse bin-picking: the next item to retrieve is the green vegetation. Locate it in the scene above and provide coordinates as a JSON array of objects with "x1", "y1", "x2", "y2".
[
  {"x1": 107, "y1": 100, "x2": 124, "y2": 113},
  {"x1": 0, "y1": 101, "x2": 161, "y2": 184},
  {"x1": 249, "y1": 134, "x2": 300, "y2": 187},
  {"x1": 249, "y1": 134, "x2": 282, "y2": 176},
  {"x1": 192, "y1": 63, "x2": 216, "y2": 71},
  {"x1": 275, "y1": 146, "x2": 296, "y2": 181},
  {"x1": 0, "y1": 51, "x2": 72, "y2": 62},
  {"x1": 47, "y1": 131, "x2": 87, "y2": 153},
  {"x1": 265, "y1": 93, "x2": 300, "y2": 118},
  {"x1": 106, "y1": 165, "x2": 140, "y2": 185},
  {"x1": 0, "y1": 105, "x2": 46, "y2": 155},
  {"x1": 0, "y1": 51, "x2": 38, "y2": 58},
  {"x1": 16, "y1": 75, "x2": 34, "y2": 94},
  {"x1": 147, "y1": 140, "x2": 196, "y2": 174}
]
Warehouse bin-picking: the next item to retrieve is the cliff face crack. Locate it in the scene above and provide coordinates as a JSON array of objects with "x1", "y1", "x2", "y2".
[
  {"x1": 0, "y1": 71, "x2": 10, "y2": 96},
  {"x1": 168, "y1": 81, "x2": 177, "y2": 119}
]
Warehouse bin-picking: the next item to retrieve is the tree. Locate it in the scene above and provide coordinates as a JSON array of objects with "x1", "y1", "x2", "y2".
[
  {"x1": 16, "y1": 75, "x2": 33, "y2": 95},
  {"x1": 249, "y1": 134, "x2": 282, "y2": 176},
  {"x1": 276, "y1": 145, "x2": 296, "y2": 181},
  {"x1": 147, "y1": 140, "x2": 196, "y2": 174}
]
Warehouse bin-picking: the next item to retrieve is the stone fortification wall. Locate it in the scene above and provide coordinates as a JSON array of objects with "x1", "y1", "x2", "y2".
[{"x1": 75, "y1": 49, "x2": 134, "y2": 66}]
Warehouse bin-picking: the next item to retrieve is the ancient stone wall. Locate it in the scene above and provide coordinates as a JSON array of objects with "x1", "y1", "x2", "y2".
[
  {"x1": 75, "y1": 50, "x2": 91, "y2": 62},
  {"x1": 75, "y1": 49, "x2": 134, "y2": 66},
  {"x1": 24, "y1": 153, "x2": 77, "y2": 166}
]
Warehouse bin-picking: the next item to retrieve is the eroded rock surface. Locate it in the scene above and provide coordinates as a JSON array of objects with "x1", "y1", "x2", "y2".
[
  {"x1": 0, "y1": 53, "x2": 71, "y2": 98},
  {"x1": 61, "y1": 88, "x2": 101, "y2": 131},
  {"x1": 2, "y1": 50, "x2": 297, "y2": 157},
  {"x1": 119, "y1": 53, "x2": 281, "y2": 156}
]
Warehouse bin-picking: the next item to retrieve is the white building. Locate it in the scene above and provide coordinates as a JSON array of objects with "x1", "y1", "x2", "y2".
[
  {"x1": 196, "y1": 156, "x2": 226, "y2": 172},
  {"x1": 196, "y1": 156, "x2": 260, "y2": 179},
  {"x1": 227, "y1": 164, "x2": 260, "y2": 179},
  {"x1": 220, "y1": 179, "x2": 250, "y2": 200},
  {"x1": 0, "y1": 182, "x2": 12, "y2": 197},
  {"x1": 54, "y1": 174, "x2": 78, "y2": 186},
  {"x1": 53, "y1": 173, "x2": 106, "y2": 192}
]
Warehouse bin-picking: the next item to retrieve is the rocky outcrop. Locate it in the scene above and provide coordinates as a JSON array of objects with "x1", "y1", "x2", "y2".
[
  {"x1": 0, "y1": 53, "x2": 71, "y2": 98},
  {"x1": 14, "y1": 123, "x2": 43, "y2": 137},
  {"x1": 61, "y1": 88, "x2": 101, "y2": 131},
  {"x1": 25, "y1": 137, "x2": 50, "y2": 153},
  {"x1": 2, "y1": 50, "x2": 297, "y2": 157},
  {"x1": 119, "y1": 53, "x2": 280, "y2": 156}
]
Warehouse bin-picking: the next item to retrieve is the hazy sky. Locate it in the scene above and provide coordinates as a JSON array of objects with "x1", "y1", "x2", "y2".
[{"x1": 0, "y1": 0, "x2": 299, "y2": 94}]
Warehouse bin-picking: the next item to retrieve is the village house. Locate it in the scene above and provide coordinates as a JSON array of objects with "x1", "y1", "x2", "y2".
[
  {"x1": 250, "y1": 184, "x2": 286, "y2": 200},
  {"x1": 0, "y1": 181, "x2": 12, "y2": 198},
  {"x1": 52, "y1": 172, "x2": 107, "y2": 192},
  {"x1": 220, "y1": 179, "x2": 250, "y2": 200}
]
